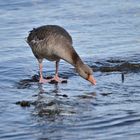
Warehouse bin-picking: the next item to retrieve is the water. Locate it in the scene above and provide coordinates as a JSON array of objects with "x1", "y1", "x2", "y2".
[{"x1": 0, "y1": 0, "x2": 140, "y2": 140}]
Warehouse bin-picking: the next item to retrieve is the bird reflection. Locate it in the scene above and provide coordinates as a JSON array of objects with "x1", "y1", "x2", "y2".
[{"x1": 37, "y1": 83, "x2": 60, "y2": 95}]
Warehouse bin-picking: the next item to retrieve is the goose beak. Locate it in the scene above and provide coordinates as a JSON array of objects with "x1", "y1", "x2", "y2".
[{"x1": 87, "y1": 75, "x2": 96, "y2": 85}]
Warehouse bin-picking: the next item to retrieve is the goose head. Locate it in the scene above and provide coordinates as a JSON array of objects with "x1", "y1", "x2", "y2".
[{"x1": 76, "y1": 63, "x2": 96, "y2": 85}]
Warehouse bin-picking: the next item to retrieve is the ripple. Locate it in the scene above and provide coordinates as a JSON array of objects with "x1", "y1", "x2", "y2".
[{"x1": 1, "y1": 0, "x2": 140, "y2": 139}]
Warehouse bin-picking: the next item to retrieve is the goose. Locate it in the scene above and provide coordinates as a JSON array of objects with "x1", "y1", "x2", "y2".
[{"x1": 27, "y1": 25, "x2": 96, "y2": 85}]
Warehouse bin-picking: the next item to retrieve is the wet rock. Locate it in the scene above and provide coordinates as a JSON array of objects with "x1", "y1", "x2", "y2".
[
  {"x1": 34, "y1": 100, "x2": 61, "y2": 116},
  {"x1": 17, "y1": 79, "x2": 32, "y2": 89},
  {"x1": 17, "y1": 74, "x2": 68, "y2": 89},
  {"x1": 100, "y1": 92, "x2": 112, "y2": 96},
  {"x1": 77, "y1": 95, "x2": 94, "y2": 99},
  {"x1": 38, "y1": 108, "x2": 61, "y2": 116},
  {"x1": 49, "y1": 79, "x2": 67, "y2": 84},
  {"x1": 100, "y1": 66, "x2": 120, "y2": 72},
  {"x1": 92, "y1": 60, "x2": 140, "y2": 73},
  {"x1": 107, "y1": 59, "x2": 125, "y2": 63},
  {"x1": 32, "y1": 74, "x2": 40, "y2": 81},
  {"x1": 55, "y1": 94, "x2": 68, "y2": 98},
  {"x1": 32, "y1": 74, "x2": 53, "y2": 81},
  {"x1": 47, "y1": 101, "x2": 56, "y2": 106},
  {"x1": 62, "y1": 94, "x2": 68, "y2": 97},
  {"x1": 16, "y1": 98, "x2": 76, "y2": 116},
  {"x1": 119, "y1": 62, "x2": 140, "y2": 72},
  {"x1": 15, "y1": 101, "x2": 31, "y2": 107}
]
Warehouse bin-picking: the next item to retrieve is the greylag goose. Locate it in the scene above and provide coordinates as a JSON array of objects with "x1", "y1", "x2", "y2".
[{"x1": 27, "y1": 25, "x2": 96, "y2": 85}]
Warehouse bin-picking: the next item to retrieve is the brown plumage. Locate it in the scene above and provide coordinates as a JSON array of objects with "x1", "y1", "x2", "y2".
[{"x1": 27, "y1": 25, "x2": 96, "y2": 84}]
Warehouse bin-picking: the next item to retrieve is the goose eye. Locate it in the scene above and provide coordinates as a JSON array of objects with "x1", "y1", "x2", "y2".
[{"x1": 85, "y1": 71, "x2": 88, "y2": 75}]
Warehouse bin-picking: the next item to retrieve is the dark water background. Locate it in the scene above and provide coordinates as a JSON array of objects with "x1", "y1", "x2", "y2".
[{"x1": 0, "y1": 0, "x2": 140, "y2": 140}]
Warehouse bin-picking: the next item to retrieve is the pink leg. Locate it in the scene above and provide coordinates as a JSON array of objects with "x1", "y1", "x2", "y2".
[
  {"x1": 39, "y1": 62, "x2": 50, "y2": 84},
  {"x1": 51, "y1": 61, "x2": 66, "y2": 83}
]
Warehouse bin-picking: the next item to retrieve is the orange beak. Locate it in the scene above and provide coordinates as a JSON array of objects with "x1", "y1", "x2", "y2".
[{"x1": 87, "y1": 75, "x2": 96, "y2": 85}]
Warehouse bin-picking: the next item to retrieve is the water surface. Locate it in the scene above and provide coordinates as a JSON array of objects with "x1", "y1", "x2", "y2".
[{"x1": 0, "y1": 0, "x2": 140, "y2": 140}]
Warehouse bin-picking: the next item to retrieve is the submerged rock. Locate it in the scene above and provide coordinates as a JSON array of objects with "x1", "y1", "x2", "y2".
[
  {"x1": 100, "y1": 92, "x2": 112, "y2": 96},
  {"x1": 106, "y1": 59, "x2": 125, "y2": 63},
  {"x1": 49, "y1": 79, "x2": 67, "y2": 84},
  {"x1": 17, "y1": 74, "x2": 68, "y2": 89},
  {"x1": 92, "y1": 59, "x2": 140, "y2": 73},
  {"x1": 55, "y1": 94, "x2": 68, "y2": 98},
  {"x1": 16, "y1": 96, "x2": 76, "y2": 117},
  {"x1": 77, "y1": 95, "x2": 94, "y2": 99},
  {"x1": 15, "y1": 101, "x2": 31, "y2": 107}
]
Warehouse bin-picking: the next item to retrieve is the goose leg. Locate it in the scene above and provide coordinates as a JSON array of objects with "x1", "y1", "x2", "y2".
[
  {"x1": 52, "y1": 61, "x2": 61, "y2": 82},
  {"x1": 38, "y1": 62, "x2": 50, "y2": 83},
  {"x1": 51, "y1": 61, "x2": 66, "y2": 83}
]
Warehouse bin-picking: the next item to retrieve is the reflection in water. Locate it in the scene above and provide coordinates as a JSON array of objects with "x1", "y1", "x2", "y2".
[
  {"x1": 49, "y1": 84, "x2": 60, "y2": 94},
  {"x1": 28, "y1": 83, "x2": 98, "y2": 140},
  {"x1": 38, "y1": 83, "x2": 47, "y2": 94},
  {"x1": 33, "y1": 83, "x2": 76, "y2": 118},
  {"x1": 1, "y1": 0, "x2": 140, "y2": 139},
  {"x1": 121, "y1": 73, "x2": 124, "y2": 83}
]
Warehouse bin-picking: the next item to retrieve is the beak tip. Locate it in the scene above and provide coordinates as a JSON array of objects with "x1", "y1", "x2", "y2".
[
  {"x1": 87, "y1": 75, "x2": 96, "y2": 86},
  {"x1": 92, "y1": 80, "x2": 96, "y2": 85}
]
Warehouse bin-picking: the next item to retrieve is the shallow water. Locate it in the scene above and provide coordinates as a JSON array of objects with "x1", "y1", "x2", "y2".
[{"x1": 0, "y1": 0, "x2": 140, "y2": 140}]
